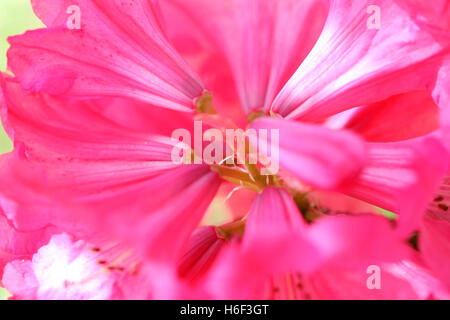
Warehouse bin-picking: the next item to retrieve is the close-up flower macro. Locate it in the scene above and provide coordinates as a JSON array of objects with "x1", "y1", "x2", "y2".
[{"x1": 0, "y1": 0, "x2": 450, "y2": 304}]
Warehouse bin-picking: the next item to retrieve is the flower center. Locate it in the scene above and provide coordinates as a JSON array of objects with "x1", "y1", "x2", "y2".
[{"x1": 194, "y1": 92, "x2": 319, "y2": 230}]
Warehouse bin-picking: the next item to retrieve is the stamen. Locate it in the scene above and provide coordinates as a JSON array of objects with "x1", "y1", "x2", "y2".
[
  {"x1": 219, "y1": 155, "x2": 235, "y2": 165},
  {"x1": 224, "y1": 185, "x2": 245, "y2": 203},
  {"x1": 195, "y1": 91, "x2": 217, "y2": 114}
]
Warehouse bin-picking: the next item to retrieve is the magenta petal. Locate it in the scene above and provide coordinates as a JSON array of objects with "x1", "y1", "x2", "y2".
[
  {"x1": 0, "y1": 153, "x2": 75, "y2": 232},
  {"x1": 242, "y1": 187, "x2": 320, "y2": 274},
  {"x1": 177, "y1": 226, "x2": 227, "y2": 283},
  {"x1": 307, "y1": 258, "x2": 450, "y2": 300},
  {"x1": 342, "y1": 91, "x2": 439, "y2": 142},
  {"x1": 205, "y1": 189, "x2": 414, "y2": 299},
  {"x1": 410, "y1": 0, "x2": 450, "y2": 30},
  {"x1": 204, "y1": 187, "x2": 316, "y2": 299},
  {"x1": 272, "y1": 0, "x2": 450, "y2": 121},
  {"x1": 161, "y1": 0, "x2": 328, "y2": 115},
  {"x1": 344, "y1": 136, "x2": 449, "y2": 236},
  {"x1": 0, "y1": 214, "x2": 56, "y2": 280},
  {"x1": 1, "y1": 77, "x2": 181, "y2": 161},
  {"x1": 420, "y1": 212, "x2": 450, "y2": 287},
  {"x1": 76, "y1": 165, "x2": 221, "y2": 263},
  {"x1": 250, "y1": 117, "x2": 366, "y2": 190},
  {"x1": 9, "y1": 0, "x2": 204, "y2": 112},
  {"x1": 308, "y1": 215, "x2": 409, "y2": 269}
]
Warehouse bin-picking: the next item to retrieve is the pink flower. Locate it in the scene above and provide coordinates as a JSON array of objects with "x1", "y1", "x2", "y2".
[
  {"x1": 417, "y1": 177, "x2": 450, "y2": 288},
  {"x1": 0, "y1": 0, "x2": 450, "y2": 299}
]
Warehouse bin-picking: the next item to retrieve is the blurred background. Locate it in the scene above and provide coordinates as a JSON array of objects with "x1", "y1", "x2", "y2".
[{"x1": 0, "y1": 0, "x2": 44, "y2": 300}]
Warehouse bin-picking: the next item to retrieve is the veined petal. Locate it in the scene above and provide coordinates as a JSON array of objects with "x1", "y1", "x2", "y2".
[
  {"x1": 343, "y1": 136, "x2": 449, "y2": 236},
  {"x1": 0, "y1": 77, "x2": 180, "y2": 162},
  {"x1": 8, "y1": 0, "x2": 204, "y2": 112},
  {"x1": 242, "y1": 187, "x2": 318, "y2": 273},
  {"x1": 1, "y1": 151, "x2": 221, "y2": 264},
  {"x1": 1, "y1": 76, "x2": 183, "y2": 198},
  {"x1": 205, "y1": 188, "x2": 412, "y2": 299},
  {"x1": 1, "y1": 71, "x2": 221, "y2": 264},
  {"x1": 250, "y1": 117, "x2": 366, "y2": 190},
  {"x1": 177, "y1": 226, "x2": 227, "y2": 284},
  {"x1": 161, "y1": 0, "x2": 328, "y2": 115},
  {"x1": 75, "y1": 165, "x2": 221, "y2": 263},
  {"x1": 272, "y1": 0, "x2": 450, "y2": 121},
  {"x1": 204, "y1": 187, "x2": 319, "y2": 299}
]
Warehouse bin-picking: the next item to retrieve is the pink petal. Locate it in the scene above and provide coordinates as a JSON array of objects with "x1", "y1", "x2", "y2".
[
  {"x1": 309, "y1": 190, "x2": 379, "y2": 214},
  {"x1": 9, "y1": 0, "x2": 204, "y2": 112},
  {"x1": 307, "y1": 215, "x2": 409, "y2": 269},
  {"x1": 204, "y1": 187, "x2": 317, "y2": 299},
  {"x1": 0, "y1": 152, "x2": 76, "y2": 232},
  {"x1": 205, "y1": 187, "x2": 410, "y2": 299},
  {"x1": 160, "y1": 0, "x2": 328, "y2": 115},
  {"x1": 420, "y1": 181, "x2": 450, "y2": 287},
  {"x1": 66, "y1": 165, "x2": 221, "y2": 263},
  {"x1": 272, "y1": 0, "x2": 450, "y2": 121},
  {"x1": 242, "y1": 187, "x2": 319, "y2": 273},
  {"x1": 95, "y1": 97, "x2": 194, "y2": 136},
  {"x1": 158, "y1": 0, "x2": 246, "y2": 126},
  {"x1": 342, "y1": 91, "x2": 439, "y2": 142},
  {"x1": 177, "y1": 226, "x2": 227, "y2": 284},
  {"x1": 1, "y1": 260, "x2": 38, "y2": 300},
  {"x1": 420, "y1": 217, "x2": 450, "y2": 288},
  {"x1": 409, "y1": 0, "x2": 450, "y2": 30},
  {"x1": 250, "y1": 117, "x2": 367, "y2": 190},
  {"x1": 1, "y1": 77, "x2": 181, "y2": 162},
  {"x1": 304, "y1": 258, "x2": 450, "y2": 300},
  {"x1": 127, "y1": 167, "x2": 220, "y2": 263},
  {"x1": 244, "y1": 189, "x2": 406, "y2": 270},
  {"x1": 432, "y1": 56, "x2": 450, "y2": 113},
  {"x1": 343, "y1": 135, "x2": 449, "y2": 236},
  {"x1": 0, "y1": 214, "x2": 56, "y2": 280}
]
